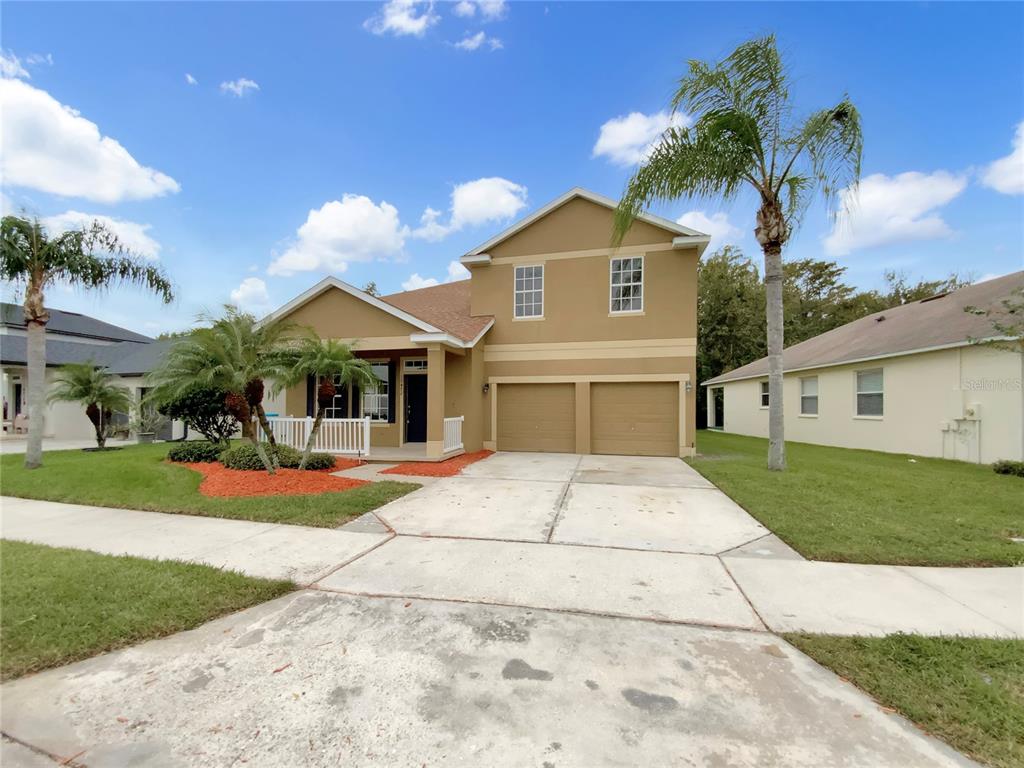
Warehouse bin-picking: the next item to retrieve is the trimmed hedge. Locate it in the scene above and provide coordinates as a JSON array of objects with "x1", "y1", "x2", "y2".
[
  {"x1": 992, "y1": 460, "x2": 1024, "y2": 478},
  {"x1": 220, "y1": 443, "x2": 336, "y2": 471},
  {"x1": 166, "y1": 441, "x2": 223, "y2": 463}
]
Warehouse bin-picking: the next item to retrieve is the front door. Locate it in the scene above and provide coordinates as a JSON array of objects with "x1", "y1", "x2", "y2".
[{"x1": 404, "y1": 374, "x2": 427, "y2": 442}]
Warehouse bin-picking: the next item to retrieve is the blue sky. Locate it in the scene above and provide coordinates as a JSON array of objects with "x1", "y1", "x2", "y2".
[{"x1": 2, "y1": 1, "x2": 1022, "y2": 335}]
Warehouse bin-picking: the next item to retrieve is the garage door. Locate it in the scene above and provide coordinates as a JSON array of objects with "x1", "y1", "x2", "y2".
[
  {"x1": 590, "y1": 382, "x2": 679, "y2": 457},
  {"x1": 497, "y1": 383, "x2": 575, "y2": 452}
]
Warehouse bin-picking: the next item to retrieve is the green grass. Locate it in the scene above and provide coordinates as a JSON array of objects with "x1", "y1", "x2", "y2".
[
  {"x1": 0, "y1": 540, "x2": 293, "y2": 681},
  {"x1": 786, "y1": 634, "x2": 1024, "y2": 768},
  {"x1": 688, "y1": 431, "x2": 1024, "y2": 566},
  {"x1": 0, "y1": 443, "x2": 419, "y2": 528}
]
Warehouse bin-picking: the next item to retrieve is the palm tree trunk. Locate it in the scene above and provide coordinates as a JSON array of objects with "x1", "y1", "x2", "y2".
[
  {"x1": 299, "y1": 406, "x2": 326, "y2": 470},
  {"x1": 254, "y1": 403, "x2": 280, "y2": 469},
  {"x1": 24, "y1": 317, "x2": 46, "y2": 469},
  {"x1": 95, "y1": 409, "x2": 106, "y2": 450},
  {"x1": 764, "y1": 243, "x2": 786, "y2": 471}
]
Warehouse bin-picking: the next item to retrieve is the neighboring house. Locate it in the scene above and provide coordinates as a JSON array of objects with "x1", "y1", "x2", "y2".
[
  {"x1": 704, "y1": 272, "x2": 1024, "y2": 464},
  {"x1": 0, "y1": 304, "x2": 179, "y2": 440},
  {"x1": 264, "y1": 187, "x2": 710, "y2": 458}
]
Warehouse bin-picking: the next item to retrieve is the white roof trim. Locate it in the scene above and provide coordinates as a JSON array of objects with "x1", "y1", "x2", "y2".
[
  {"x1": 463, "y1": 187, "x2": 707, "y2": 257},
  {"x1": 259, "y1": 276, "x2": 441, "y2": 334},
  {"x1": 673, "y1": 234, "x2": 712, "y2": 249},
  {"x1": 702, "y1": 337, "x2": 1014, "y2": 387},
  {"x1": 460, "y1": 253, "x2": 492, "y2": 266},
  {"x1": 409, "y1": 318, "x2": 494, "y2": 349}
]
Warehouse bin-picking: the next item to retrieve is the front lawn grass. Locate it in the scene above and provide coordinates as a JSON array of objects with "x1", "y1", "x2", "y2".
[
  {"x1": 688, "y1": 431, "x2": 1023, "y2": 566},
  {"x1": 786, "y1": 634, "x2": 1024, "y2": 768},
  {"x1": 0, "y1": 540, "x2": 293, "y2": 681},
  {"x1": 0, "y1": 443, "x2": 419, "y2": 528}
]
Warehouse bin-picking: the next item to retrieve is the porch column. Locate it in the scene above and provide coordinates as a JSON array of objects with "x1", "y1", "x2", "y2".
[{"x1": 426, "y1": 344, "x2": 445, "y2": 458}]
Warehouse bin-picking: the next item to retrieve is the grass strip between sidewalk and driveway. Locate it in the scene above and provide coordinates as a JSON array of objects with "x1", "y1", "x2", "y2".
[
  {"x1": 786, "y1": 634, "x2": 1024, "y2": 768},
  {"x1": 688, "y1": 431, "x2": 1023, "y2": 566},
  {"x1": 0, "y1": 443, "x2": 419, "y2": 528},
  {"x1": 0, "y1": 540, "x2": 294, "y2": 681}
]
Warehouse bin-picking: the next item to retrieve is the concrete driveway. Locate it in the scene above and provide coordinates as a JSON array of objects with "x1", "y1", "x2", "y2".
[{"x1": 0, "y1": 452, "x2": 994, "y2": 766}]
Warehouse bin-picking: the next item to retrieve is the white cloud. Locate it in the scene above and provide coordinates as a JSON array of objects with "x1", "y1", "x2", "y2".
[
  {"x1": 454, "y1": 31, "x2": 502, "y2": 50},
  {"x1": 0, "y1": 51, "x2": 30, "y2": 79},
  {"x1": 185, "y1": 73, "x2": 198, "y2": 85},
  {"x1": 401, "y1": 260, "x2": 471, "y2": 292},
  {"x1": 43, "y1": 211, "x2": 162, "y2": 259},
  {"x1": 220, "y1": 78, "x2": 259, "y2": 97},
  {"x1": 823, "y1": 171, "x2": 968, "y2": 257},
  {"x1": 677, "y1": 211, "x2": 741, "y2": 253},
  {"x1": 268, "y1": 194, "x2": 408, "y2": 276},
  {"x1": 25, "y1": 53, "x2": 53, "y2": 67},
  {"x1": 401, "y1": 273, "x2": 439, "y2": 291},
  {"x1": 981, "y1": 121, "x2": 1024, "y2": 195},
  {"x1": 453, "y1": 0, "x2": 476, "y2": 17},
  {"x1": 230, "y1": 277, "x2": 272, "y2": 312},
  {"x1": 413, "y1": 177, "x2": 527, "y2": 241},
  {"x1": 451, "y1": 0, "x2": 506, "y2": 19},
  {"x1": 592, "y1": 110, "x2": 691, "y2": 167},
  {"x1": 364, "y1": 0, "x2": 439, "y2": 37},
  {"x1": 0, "y1": 78, "x2": 180, "y2": 203}
]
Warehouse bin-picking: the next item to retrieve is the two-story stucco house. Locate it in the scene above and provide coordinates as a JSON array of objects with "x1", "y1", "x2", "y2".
[{"x1": 263, "y1": 188, "x2": 710, "y2": 459}]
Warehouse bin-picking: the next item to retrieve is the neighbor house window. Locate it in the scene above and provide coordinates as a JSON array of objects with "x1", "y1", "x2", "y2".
[
  {"x1": 610, "y1": 256, "x2": 643, "y2": 313},
  {"x1": 800, "y1": 377, "x2": 819, "y2": 415},
  {"x1": 514, "y1": 265, "x2": 544, "y2": 318},
  {"x1": 760, "y1": 381, "x2": 770, "y2": 408},
  {"x1": 856, "y1": 368, "x2": 883, "y2": 417},
  {"x1": 362, "y1": 363, "x2": 390, "y2": 422}
]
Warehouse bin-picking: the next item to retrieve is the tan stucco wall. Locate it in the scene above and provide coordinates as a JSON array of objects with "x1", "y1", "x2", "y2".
[
  {"x1": 712, "y1": 346, "x2": 1024, "y2": 463},
  {"x1": 278, "y1": 285, "x2": 421, "y2": 339},
  {"x1": 442, "y1": 346, "x2": 485, "y2": 451}
]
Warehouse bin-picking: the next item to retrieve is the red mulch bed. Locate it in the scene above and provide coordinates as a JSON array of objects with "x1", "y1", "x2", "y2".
[
  {"x1": 379, "y1": 449, "x2": 494, "y2": 478},
  {"x1": 184, "y1": 457, "x2": 367, "y2": 498}
]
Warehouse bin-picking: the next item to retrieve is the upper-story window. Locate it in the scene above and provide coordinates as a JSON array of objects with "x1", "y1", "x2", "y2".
[
  {"x1": 610, "y1": 256, "x2": 643, "y2": 313},
  {"x1": 514, "y1": 264, "x2": 544, "y2": 319}
]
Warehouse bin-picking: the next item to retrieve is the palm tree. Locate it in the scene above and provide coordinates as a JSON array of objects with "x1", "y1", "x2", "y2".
[
  {"x1": 613, "y1": 36, "x2": 862, "y2": 470},
  {"x1": 48, "y1": 363, "x2": 132, "y2": 450},
  {"x1": 148, "y1": 306, "x2": 293, "y2": 473},
  {"x1": 0, "y1": 215, "x2": 174, "y2": 469},
  {"x1": 273, "y1": 329, "x2": 378, "y2": 469}
]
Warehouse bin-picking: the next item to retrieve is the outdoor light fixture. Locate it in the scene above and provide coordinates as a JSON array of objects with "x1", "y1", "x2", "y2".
[
  {"x1": 685, "y1": 381, "x2": 693, "y2": 393},
  {"x1": 482, "y1": 383, "x2": 490, "y2": 394}
]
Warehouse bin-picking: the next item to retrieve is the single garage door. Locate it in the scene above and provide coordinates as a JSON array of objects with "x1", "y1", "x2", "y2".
[
  {"x1": 590, "y1": 382, "x2": 679, "y2": 457},
  {"x1": 497, "y1": 383, "x2": 575, "y2": 452}
]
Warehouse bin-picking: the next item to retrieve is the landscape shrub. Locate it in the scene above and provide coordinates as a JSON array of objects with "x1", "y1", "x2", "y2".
[
  {"x1": 220, "y1": 442, "x2": 338, "y2": 471},
  {"x1": 166, "y1": 441, "x2": 223, "y2": 463},
  {"x1": 156, "y1": 385, "x2": 238, "y2": 446},
  {"x1": 992, "y1": 459, "x2": 1024, "y2": 478}
]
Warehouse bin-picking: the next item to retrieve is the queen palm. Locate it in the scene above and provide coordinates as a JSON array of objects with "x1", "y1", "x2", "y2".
[
  {"x1": 48, "y1": 362, "x2": 132, "y2": 450},
  {"x1": 149, "y1": 306, "x2": 293, "y2": 473},
  {"x1": 274, "y1": 330, "x2": 378, "y2": 469},
  {"x1": 0, "y1": 215, "x2": 174, "y2": 469},
  {"x1": 613, "y1": 35, "x2": 862, "y2": 470}
]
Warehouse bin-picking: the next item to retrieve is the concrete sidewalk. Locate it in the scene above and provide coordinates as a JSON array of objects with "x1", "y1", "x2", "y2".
[{"x1": 0, "y1": 496, "x2": 389, "y2": 584}]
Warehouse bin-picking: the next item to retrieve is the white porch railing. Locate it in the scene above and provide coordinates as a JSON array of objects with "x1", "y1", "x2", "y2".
[
  {"x1": 264, "y1": 416, "x2": 371, "y2": 456},
  {"x1": 443, "y1": 415, "x2": 464, "y2": 453}
]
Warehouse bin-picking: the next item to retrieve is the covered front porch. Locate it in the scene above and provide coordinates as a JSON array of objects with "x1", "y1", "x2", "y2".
[{"x1": 268, "y1": 342, "x2": 472, "y2": 461}]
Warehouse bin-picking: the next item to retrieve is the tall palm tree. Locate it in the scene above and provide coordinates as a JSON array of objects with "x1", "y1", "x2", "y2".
[
  {"x1": 613, "y1": 35, "x2": 862, "y2": 470},
  {"x1": 0, "y1": 216, "x2": 174, "y2": 469},
  {"x1": 48, "y1": 362, "x2": 132, "y2": 450},
  {"x1": 148, "y1": 306, "x2": 293, "y2": 473},
  {"x1": 273, "y1": 329, "x2": 378, "y2": 469}
]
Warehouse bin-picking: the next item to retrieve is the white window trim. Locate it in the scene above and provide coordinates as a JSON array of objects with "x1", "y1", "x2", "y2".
[
  {"x1": 403, "y1": 358, "x2": 428, "y2": 373},
  {"x1": 513, "y1": 263, "x2": 544, "y2": 321},
  {"x1": 362, "y1": 359, "x2": 391, "y2": 423},
  {"x1": 759, "y1": 380, "x2": 770, "y2": 410},
  {"x1": 854, "y1": 367, "x2": 884, "y2": 419},
  {"x1": 799, "y1": 376, "x2": 819, "y2": 418},
  {"x1": 609, "y1": 254, "x2": 644, "y2": 315}
]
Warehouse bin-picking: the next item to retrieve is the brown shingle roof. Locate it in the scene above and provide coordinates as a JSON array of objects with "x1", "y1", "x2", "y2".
[
  {"x1": 705, "y1": 271, "x2": 1024, "y2": 385},
  {"x1": 381, "y1": 280, "x2": 493, "y2": 343}
]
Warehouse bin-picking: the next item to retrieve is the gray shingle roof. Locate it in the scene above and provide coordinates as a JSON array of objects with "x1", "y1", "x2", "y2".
[
  {"x1": 1, "y1": 302, "x2": 152, "y2": 343},
  {"x1": 705, "y1": 271, "x2": 1024, "y2": 386},
  {"x1": 0, "y1": 336, "x2": 148, "y2": 368},
  {"x1": 104, "y1": 339, "x2": 177, "y2": 376}
]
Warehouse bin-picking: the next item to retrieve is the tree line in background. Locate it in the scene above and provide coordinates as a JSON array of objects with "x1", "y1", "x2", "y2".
[{"x1": 695, "y1": 245, "x2": 970, "y2": 427}]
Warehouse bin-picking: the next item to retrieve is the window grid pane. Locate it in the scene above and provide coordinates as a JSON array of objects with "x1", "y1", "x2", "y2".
[
  {"x1": 610, "y1": 257, "x2": 643, "y2": 313},
  {"x1": 760, "y1": 381, "x2": 770, "y2": 407},
  {"x1": 514, "y1": 265, "x2": 544, "y2": 318},
  {"x1": 362, "y1": 363, "x2": 390, "y2": 422}
]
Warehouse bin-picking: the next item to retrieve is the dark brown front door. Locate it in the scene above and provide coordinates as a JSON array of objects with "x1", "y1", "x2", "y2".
[{"x1": 404, "y1": 374, "x2": 427, "y2": 442}]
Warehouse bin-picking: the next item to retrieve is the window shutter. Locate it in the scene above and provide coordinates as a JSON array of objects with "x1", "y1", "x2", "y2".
[
  {"x1": 351, "y1": 381, "x2": 361, "y2": 418},
  {"x1": 388, "y1": 361, "x2": 397, "y2": 423},
  {"x1": 306, "y1": 375, "x2": 315, "y2": 417}
]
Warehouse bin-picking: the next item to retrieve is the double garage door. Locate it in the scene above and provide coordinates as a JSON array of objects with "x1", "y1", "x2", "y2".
[{"x1": 496, "y1": 382, "x2": 679, "y2": 457}]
